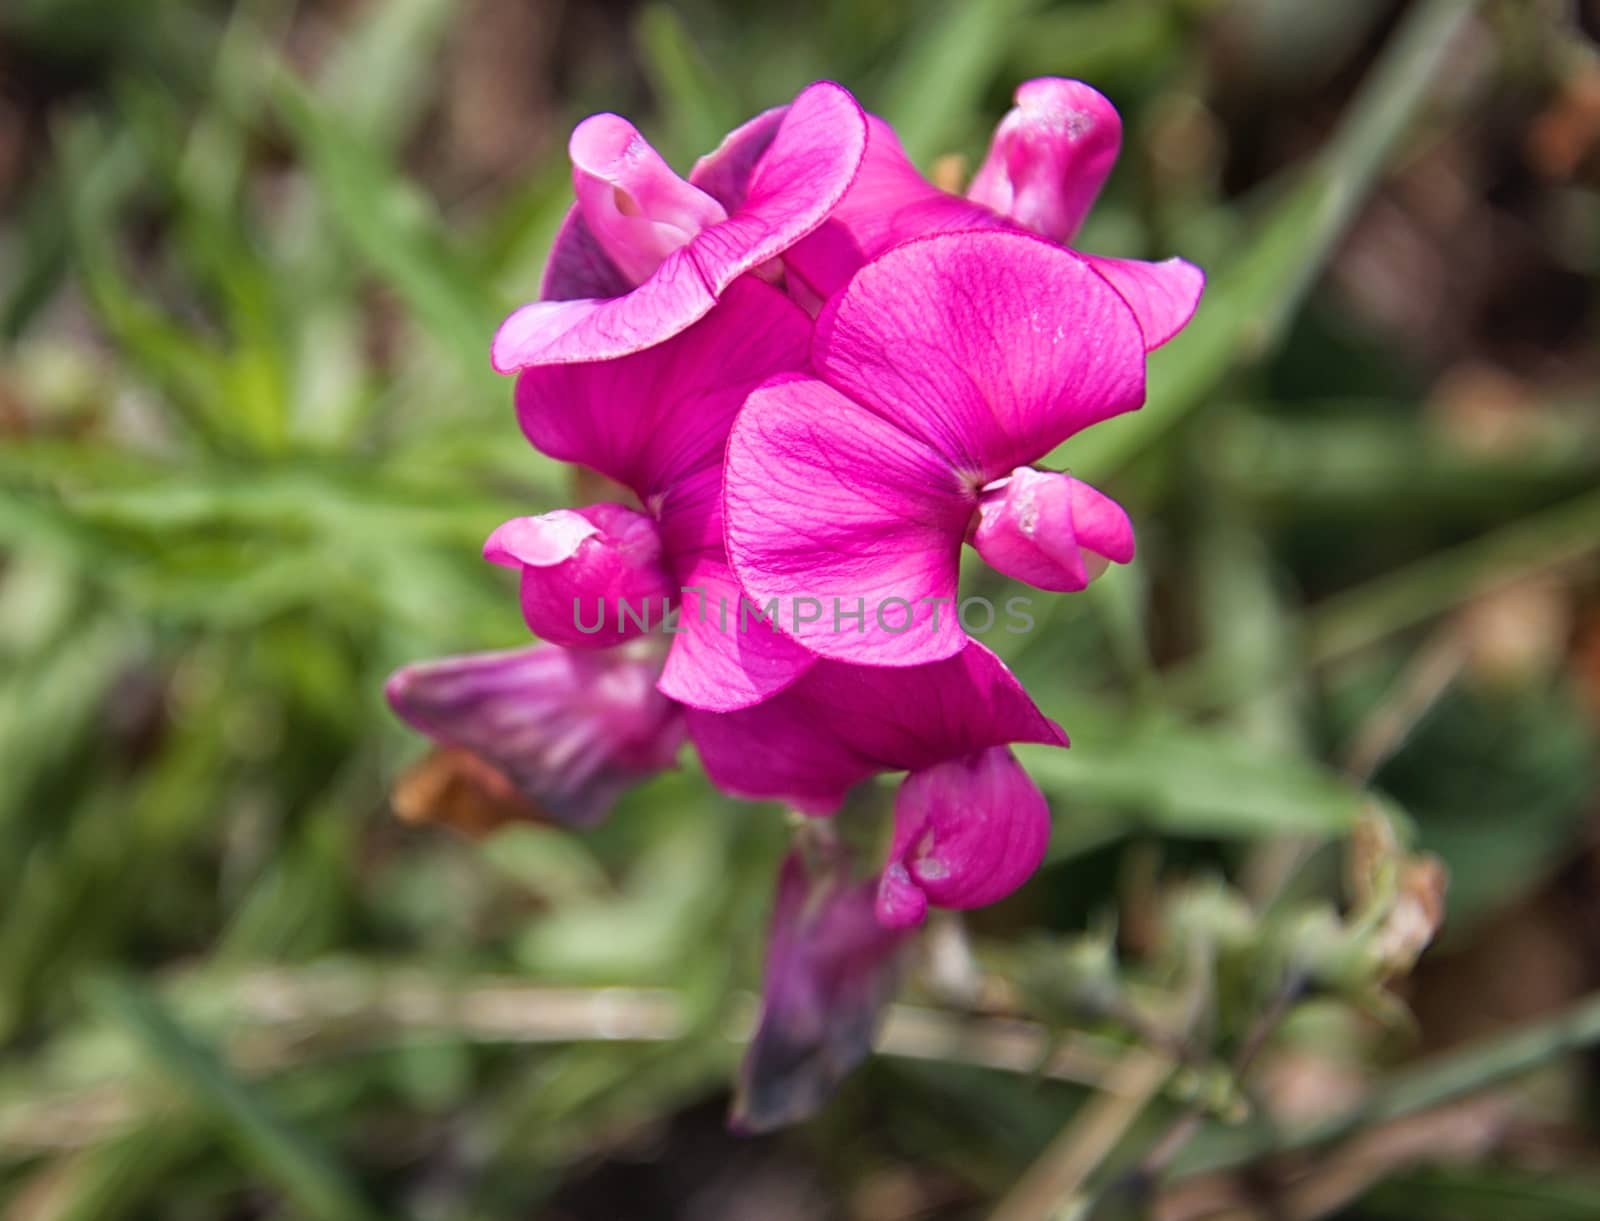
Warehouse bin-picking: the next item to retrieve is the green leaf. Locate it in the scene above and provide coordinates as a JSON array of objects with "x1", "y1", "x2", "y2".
[
  {"x1": 1020, "y1": 709, "x2": 1390, "y2": 850},
  {"x1": 634, "y1": 4, "x2": 743, "y2": 161}
]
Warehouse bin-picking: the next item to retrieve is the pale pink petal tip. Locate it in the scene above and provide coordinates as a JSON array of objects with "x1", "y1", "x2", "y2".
[
  {"x1": 483, "y1": 510, "x2": 597, "y2": 569},
  {"x1": 967, "y1": 77, "x2": 1123, "y2": 245},
  {"x1": 972, "y1": 468, "x2": 1134, "y2": 592},
  {"x1": 877, "y1": 747, "x2": 1052, "y2": 926},
  {"x1": 488, "y1": 505, "x2": 674, "y2": 649}
]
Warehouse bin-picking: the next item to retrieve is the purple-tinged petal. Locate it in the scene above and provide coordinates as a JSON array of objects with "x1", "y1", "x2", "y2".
[
  {"x1": 724, "y1": 373, "x2": 971, "y2": 666},
  {"x1": 966, "y1": 78, "x2": 1122, "y2": 245},
  {"x1": 876, "y1": 747, "x2": 1051, "y2": 928},
  {"x1": 485, "y1": 505, "x2": 674, "y2": 649},
  {"x1": 540, "y1": 208, "x2": 633, "y2": 303},
  {"x1": 734, "y1": 845, "x2": 911, "y2": 1133},
  {"x1": 784, "y1": 115, "x2": 1002, "y2": 302},
  {"x1": 569, "y1": 113, "x2": 729, "y2": 285},
  {"x1": 515, "y1": 276, "x2": 812, "y2": 496},
  {"x1": 1082, "y1": 254, "x2": 1205, "y2": 351},
  {"x1": 971, "y1": 468, "x2": 1134, "y2": 593},
  {"x1": 686, "y1": 642, "x2": 1065, "y2": 815},
  {"x1": 812, "y1": 231, "x2": 1148, "y2": 478},
  {"x1": 493, "y1": 82, "x2": 865, "y2": 370},
  {"x1": 688, "y1": 106, "x2": 785, "y2": 211},
  {"x1": 385, "y1": 644, "x2": 684, "y2": 827},
  {"x1": 686, "y1": 81, "x2": 869, "y2": 293}
]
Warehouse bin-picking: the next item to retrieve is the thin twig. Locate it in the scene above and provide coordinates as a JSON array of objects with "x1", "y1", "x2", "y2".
[{"x1": 989, "y1": 1047, "x2": 1174, "y2": 1221}]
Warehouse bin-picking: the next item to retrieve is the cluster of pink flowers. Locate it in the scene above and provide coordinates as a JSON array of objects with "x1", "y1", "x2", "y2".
[{"x1": 387, "y1": 78, "x2": 1200, "y2": 1120}]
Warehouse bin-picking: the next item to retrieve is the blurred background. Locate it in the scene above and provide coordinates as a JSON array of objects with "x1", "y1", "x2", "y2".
[{"x1": 2, "y1": 0, "x2": 1599, "y2": 1217}]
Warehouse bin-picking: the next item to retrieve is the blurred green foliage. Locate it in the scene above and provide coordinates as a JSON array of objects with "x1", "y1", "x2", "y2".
[{"x1": 2, "y1": 0, "x2": 1599, "y2": 1217}]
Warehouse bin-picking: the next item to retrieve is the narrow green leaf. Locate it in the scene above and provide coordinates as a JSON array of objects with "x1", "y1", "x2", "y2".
[
  {"x1": 1020, "y1": 709, "x2": 1387, "y2": 844},
  {"x1": 635, "y1": 4, "x2": 742, "y2": 160},
  {"x1": 878, "y1": 0, "x2": 1043, "y2": 163},
  {"x1": 1058, "y1": 0, "x2": 1485, "y2": 481},
  {"x1": 84, "y1": 973, "x2": 383, "y2": 1221},
  {"x1": 271, "y1": 72, "x2": 502, "y2": 387},
  {"x1": 322, "y1": 0, "x2": 457, "y2": 151}
]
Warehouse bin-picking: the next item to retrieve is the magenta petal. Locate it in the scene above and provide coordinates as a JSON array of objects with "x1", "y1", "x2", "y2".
[
  {"x1": 659, "y1": 550, "x2": 816, "y2": 712},
  {"x1": 685, "y1": 695, "x2": 871, "y2": 816},
  {"x1": 515, "y1": 276, "x2": 812, "y2": 494},
  {"x1": 785, "y1": 115, "x2": 1002, "y2": 302},
  {"x1": 875, "y1": 747, "x2": 1052, "y2": 928},
  {"x1": 487, "y1": 505, "x2": 674, "y2": 649},
  {"x1": 569, "y1": 113, "x2": 728, "y2": 285},
  {"x1": 686, "y1": 642, "x2": 1065, "y2": 816},
  {"x1": 734, "y1": 846, "x2": 911, "y2": 1133},
  {"x1": 875, "y1": 865, "x2": 928, "y2": 928},
  {"x1": 966, "y1": 78, "x2": 1122, "y2": 244},
  {"x1": 1068, "y1": 478, "x2": 1136, "y2": 564},
  {"x1": 1082, "y1": 254, "x2": 1205, "y2": 351},
  {"x1": 724, "y1": 373, "x2": 971, "y2": 666},
  {"x1": 972, "y1": 468, "x2": 1134, "y2": 593},
  {"x1": 385, "y1": 644, "x2": 684, "y2": 827},
  {"x1": 813, "y1": 231, "x2": 1148, "y2": 476},
  {"x1": 795, "y1": 641, "x2": 1068, "y2": 769},
  {"x1": 491, "y1": 251, "x2": 716, "y2": 371}
]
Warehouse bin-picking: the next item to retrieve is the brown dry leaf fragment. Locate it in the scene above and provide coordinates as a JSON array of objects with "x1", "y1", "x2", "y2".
[
  {"x1": 1527, "y1": 64, "x2": 1600, "y2": 181},
  {"x1": 390, "y1": 746, "x2": 550, "y2": 836}
]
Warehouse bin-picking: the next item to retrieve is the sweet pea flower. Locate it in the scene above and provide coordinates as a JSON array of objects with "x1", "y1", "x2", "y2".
[
  {"x1": 385, "y1": 643, "x2": 684, "y2": 827},
  {"x1": 491, "y1": 81, "x2": 867, "y2": 370},
  {"x1": 733, "y1": 844, "x2": 912, "y2": 1133},
  {"x1": 782, "y1": 77, "x2": 1203, "y2": 351},
  {"x1": 724, "y1": 229, "x2": 1143, "y2": 667},
  {"x1": 685, "y1": 641, "x2": 1066, "y2": 927},
  {"x1": 489, "y1": 276, "x2": 817, "y2": 711}
]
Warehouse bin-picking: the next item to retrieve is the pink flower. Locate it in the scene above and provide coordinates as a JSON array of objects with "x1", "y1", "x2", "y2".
[
  {"x1": 491, "y1": 81, "x2": 867, "y2": 371},
  {"x1": 724, "y1": 229, "x2": 1145, "y2": 666},
  {"x1": 783, "y1": 77, "x2": 1203, "y2": 351},
  {"x1": 685, "y1": 641, "x2": 1066, "y2": 926},
  {"x1": 384, "y1": 644, "x2": 685, "y2": 827},
  {"x1": 733, "y1": 844, "x2": 911, "y2": 1132},
  {"x1": 491, "y1": 276, "x2": 817, "y2": 711}
]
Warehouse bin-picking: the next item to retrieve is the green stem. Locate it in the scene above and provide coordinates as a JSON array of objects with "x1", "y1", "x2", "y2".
[
  {"x1": 1163, "y1": 484, "x2": 1600, "y2": 711},
  {"x1": 1172, "y1": 987, "x2": 1600, "y2": 1179},
  {"x1": 1306, "y1": 484, "x2": 1600, "y2": 664}
]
